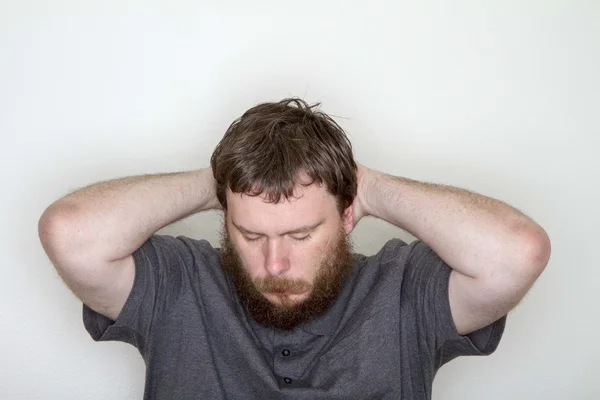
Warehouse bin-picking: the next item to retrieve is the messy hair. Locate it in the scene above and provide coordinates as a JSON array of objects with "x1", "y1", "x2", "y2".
[{"x1": 210, "y1": 98, "x2": 357, "y2": 213}]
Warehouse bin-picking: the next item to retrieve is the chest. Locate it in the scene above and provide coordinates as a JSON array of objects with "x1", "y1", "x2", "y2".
[{"x1": 143, "y1": 298, "x2": 431, "y2": 399}]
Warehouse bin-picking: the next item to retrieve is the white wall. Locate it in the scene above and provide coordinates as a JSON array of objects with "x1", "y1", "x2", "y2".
[{"x1": 1, "y1": 1, "x2": 598, "y2": 399}]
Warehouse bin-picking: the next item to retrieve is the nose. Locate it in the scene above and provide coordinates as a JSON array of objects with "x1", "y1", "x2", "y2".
[{"x1": 263, "y1": 239, "x2": 290, "y2": 276}]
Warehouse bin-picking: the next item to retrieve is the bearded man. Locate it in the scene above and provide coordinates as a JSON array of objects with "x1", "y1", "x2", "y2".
[{"x1": 39, "y1": 98, "x2": 551, "y2": 399}]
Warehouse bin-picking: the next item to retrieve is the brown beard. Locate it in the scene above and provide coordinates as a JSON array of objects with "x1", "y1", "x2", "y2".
[{"x1": 219, "y1": 223, "x2": 355, "y2": 331}]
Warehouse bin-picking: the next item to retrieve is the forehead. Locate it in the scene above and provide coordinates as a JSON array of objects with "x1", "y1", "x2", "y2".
[{"x1": 226, "y1": 182, "x2": 338, "y2": 233}]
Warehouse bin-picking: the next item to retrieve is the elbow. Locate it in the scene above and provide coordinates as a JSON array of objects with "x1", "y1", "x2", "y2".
[
  {"x1": 38, "y1": 200, "x2": 80, "y2": 256},
  {"x1": 514, "y1": 223, "x2": 552, "y2": 283},
  {"x1": 472, "y1": 223, "x2": 551, "y2": 313},
  {"x1": 38, "y1": 204, "x2": 62, "y2": 249},
  {"x1": 525, "y1": 224, "x2": 551, "y2": 270},
  {"x1": 479, "y1": 224, "x2": 551, "y2": 311}
]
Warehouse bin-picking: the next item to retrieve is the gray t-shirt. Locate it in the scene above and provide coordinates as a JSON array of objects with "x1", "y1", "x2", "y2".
[{"x1": 83, "y1": 235, "x2": 506, "y2": 399}]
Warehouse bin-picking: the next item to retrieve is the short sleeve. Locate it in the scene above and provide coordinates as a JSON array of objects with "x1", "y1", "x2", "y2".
[
  {"x1": 404, "y1": 240, "x2": 507, "y2": 367},
  {"x1": 82, "y1": 234, "x2": 193, "y2": 356}
]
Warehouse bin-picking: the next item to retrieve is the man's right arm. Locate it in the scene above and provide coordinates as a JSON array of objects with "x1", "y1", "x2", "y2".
[{"x1": 38, "y1": 168, "x2": 220, "y2": 321}]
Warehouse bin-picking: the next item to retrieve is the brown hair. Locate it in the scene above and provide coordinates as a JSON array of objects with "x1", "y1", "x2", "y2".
[{"x1": 210, "y1": 98, "x2": 357, "y2": 213}]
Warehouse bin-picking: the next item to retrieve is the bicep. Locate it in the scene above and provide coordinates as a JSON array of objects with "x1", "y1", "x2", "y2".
[
  {"x1": 54, "y1": 255, "x2": 135, "y2": 321},
  {"x1": 38, "y1": 204, "x2": 136, "y2": 321},
  {"x1": 448, "y1": 269, "x2": 519, "y2": 336}
]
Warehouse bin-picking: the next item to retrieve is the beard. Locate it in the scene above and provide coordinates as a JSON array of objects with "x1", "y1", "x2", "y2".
[{"x1": 219, "y1": 222, "x2": 355, "y2": 331}]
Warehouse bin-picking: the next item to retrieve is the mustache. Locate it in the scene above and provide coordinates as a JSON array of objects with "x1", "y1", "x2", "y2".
[{"x1": 256, "y1": 277, "x2": 311, "y2": 294}]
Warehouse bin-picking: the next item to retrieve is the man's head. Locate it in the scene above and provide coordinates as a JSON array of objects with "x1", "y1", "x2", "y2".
[{"x1": 210, "y1": 98, "x2": 358, "y2": 331}]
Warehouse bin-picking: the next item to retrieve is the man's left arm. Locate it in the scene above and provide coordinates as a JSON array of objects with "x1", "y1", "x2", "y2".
[{"x1": 354, "y1": 165, "x2": 551, "y2": 335}]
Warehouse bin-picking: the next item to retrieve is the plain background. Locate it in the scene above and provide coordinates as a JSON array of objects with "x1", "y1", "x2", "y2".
[{"x1": 1, "y1": 1, "x2": 598, "y2": 399}]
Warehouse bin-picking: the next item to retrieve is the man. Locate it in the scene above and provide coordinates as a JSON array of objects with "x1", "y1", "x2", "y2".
[{"x1": 38, "y1": 98, "x2": 551, "y2": 399}]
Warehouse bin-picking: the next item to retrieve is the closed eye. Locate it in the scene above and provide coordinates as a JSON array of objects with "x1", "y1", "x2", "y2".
[
  {"x1": 244, "y1": 235, "x2": 262, "y2": 242},
  {"x1": 291, "y1": 235, "x2": 312, "y2": 242}
]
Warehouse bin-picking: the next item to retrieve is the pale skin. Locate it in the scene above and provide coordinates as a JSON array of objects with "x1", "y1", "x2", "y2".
[
  {"x1": 225, "y1": 172, "x2": 354, "y2": 306},
  {"x1": 38, "y1": 164, "x2": 550, "y2": 335},
  {"x1": 354, "y1": 165, "x2": 551, "y2": 334}
]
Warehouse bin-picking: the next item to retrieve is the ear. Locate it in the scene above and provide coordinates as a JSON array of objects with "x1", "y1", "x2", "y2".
[{"x1": 342, "y1": 204, "x2": 355, "y2": 235}]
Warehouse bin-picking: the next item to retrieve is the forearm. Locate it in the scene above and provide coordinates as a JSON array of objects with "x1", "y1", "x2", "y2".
[
  {"x1": 40, "y1": 168, "x2": 219, "y2": 263},
  {"x1": 361, "y1": 168, "x2": 549, "y2": 280}
]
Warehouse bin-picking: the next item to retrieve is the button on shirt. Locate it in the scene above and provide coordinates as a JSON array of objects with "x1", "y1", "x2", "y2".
[{"x1": 83, "y1": 235, "x2": 506, "y2": 399}]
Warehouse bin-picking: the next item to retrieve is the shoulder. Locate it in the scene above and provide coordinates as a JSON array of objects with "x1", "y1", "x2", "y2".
[
  {"x1": 141, "y1": 234, "x2": 219, "y2": 261},
  {"x1": 360, "y1": 238, "x2": 415, "y2": 269},
  {"x1": 355, "y1": 238, "x2": 444, "y2": 293},
  {"x1": 139, "y1": 234, "x2": 232, "y2": 296},
  {"x1": 348, "y1": 238, "x2": 415, "y2": 296},
  {"x1": 134, "y1": 234, "x2": 223, "y2": 281}
]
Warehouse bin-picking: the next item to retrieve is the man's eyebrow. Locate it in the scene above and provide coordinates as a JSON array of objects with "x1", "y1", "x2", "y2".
[{"x1": 232, "y1": 219, "x2": 325, "y2": 236}]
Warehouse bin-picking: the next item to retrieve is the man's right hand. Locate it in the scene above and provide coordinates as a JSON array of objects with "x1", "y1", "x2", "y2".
[{"x1": 38, "y1": 168, "x2": 219, "y2": 320}]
